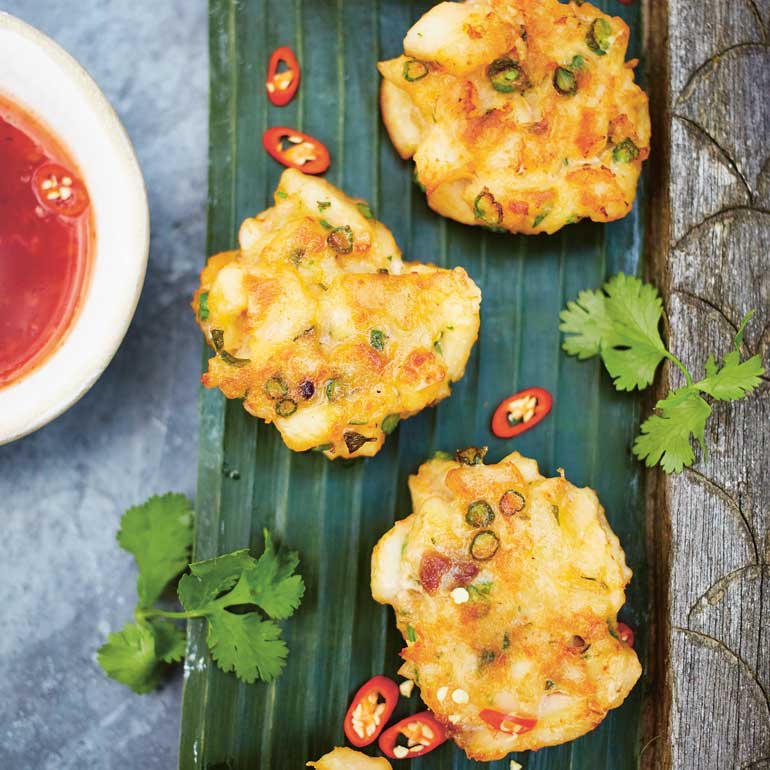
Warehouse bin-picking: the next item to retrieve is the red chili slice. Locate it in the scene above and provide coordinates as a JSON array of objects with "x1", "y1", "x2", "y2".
[
  {"x1": 491, "y1": 387, "x2": 552, "y2": 439},
  {"x1": 617, "y1": 622, "x2": 635, "y2": 647},
  {"x1": 343, "y1": 675, "x2": 400, "y2": 747},
  {"x1": 262, "y1": 127, "x2": 330, "y2": 175},
  {"x1": 479, "y1": 709, "x2": 537, "y2": 736},
  {"x1": 32, "y1": 162, "x2": 90, "y2": 218},
  {"x1": 378, "y1": 711, "x2": 447, "y2": 759},
  {"x1": 266, "y1": 46, "x2": 300, "y2": 107}
]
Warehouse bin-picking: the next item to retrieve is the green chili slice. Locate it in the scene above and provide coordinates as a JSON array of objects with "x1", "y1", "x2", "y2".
[
  {"x1": 479, "y1": 649, "x2": 496, "y2": 666},
  {"x1": 325, "y1": 379, "x2": 339, "y2": 401},
  {"x1": 466, "y1": 500, "x2": 495, "y2": 528},
  {"x1": 470, "y1": 530, "x2": 500, "y2": 561},
  {"x1": 381, "y1": 413, "x2": 401, "y2": 435},
  {"x1": 406, "y1": 624, "x2": 417, "y2": 642},
  {"x1": 327, "y1": 225, "x2": 354, "y2": 253},
  {"x1": 210, "y1": 328, "x2": 225, "y2": 352},
  {"x1": 370, "y1": 329, "x2": 386, "y2": 351},
  {"x1": 613, "y1": 138, "x2": 640, "y2": 163},
  {"x1": 198, "y1": 292, "x2": 209, "y2": 321},
  {"x1": 220, "y1": 350, "x2": 251, "y2": 367},
  {"x1": 499, "y1": 490, "x2": 526, "y2": 516},
  {"x1": 312, "y1": 443, "x2": 334, "y2": 452},
  {"x1": 275, "y1": 398, "x2": 297, "y2": 417},
  {"x1": 553, "y1": 66, "x2": 577, "y2": 95},
  {"x1": 473, "y1": 189, "x2": 504, "y2": 225},
  {"x1": 355, "y1": 201, "x2": 374, "y2": 219},
  {"x1": 486, "y1": 56, "x2": 528, "y2": 93},
  {"x1": 586, "y1": 18, "x2": 612, "y2": 55},
  {"x1": 403, "y1": 58, "x2": 429, "y2": 82},
  {"x1": 456, "y1": 446, "x2": 488, "y2": 466},
  {"x1": 344, "y1": 431, "x2": 376, "y2": 453},
  {"x1": 265, "y1": 377, "x2": 288, "y2": 399}
]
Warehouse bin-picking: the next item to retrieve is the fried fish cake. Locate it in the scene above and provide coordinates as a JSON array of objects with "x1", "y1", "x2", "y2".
[
  {"x1": 193, "y1": 169, "x2": 481, "y2": 459},
  {"x1": 378, "y1": 0, "x2": 650, "y2": 235},
  {"x1": 308, "y1": 748, "x2": 392, "y2": 770},
  {"x1": 371, "y1": 449, "x2": 641, "y2": 759}
]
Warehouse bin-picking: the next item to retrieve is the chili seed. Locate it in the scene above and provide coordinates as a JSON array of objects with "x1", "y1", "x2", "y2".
[
  {"x1": 500, "y1": 490, "x2": 526, "y2": 516},
  {"x1": 466, "y1": 500, "x2": 495, "y2": 527}
]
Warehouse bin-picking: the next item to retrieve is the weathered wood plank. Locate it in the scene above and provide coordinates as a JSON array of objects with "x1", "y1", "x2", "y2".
[{"x1": 650, "y1": 0, "x2": 770, "y2": 766}]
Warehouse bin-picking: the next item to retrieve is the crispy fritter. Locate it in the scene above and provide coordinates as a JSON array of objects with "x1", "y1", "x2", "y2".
[
  {"x1": 193, "y1": 169, "x2": 481, "y2": 459},
  {"x1": 371, "y1": 449, "x2": 641, "y2": 759},
  {"x1": 307, "y1": 748, "x2": 392, "y2": 770},
  {"x1": 378, "y1": 0, "x2": 650, "y2": 235}
]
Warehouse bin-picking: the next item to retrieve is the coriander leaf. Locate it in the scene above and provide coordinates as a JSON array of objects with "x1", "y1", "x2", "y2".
[
  {"x1": 117, "y1": 493, "x2": 193, "y2": 607},
  {"x1": 152, "y1": 619, "x2": 187, "y2": 663},
  {"x1": 696, "y1": 350, "x2": 764, "y2": 401},
  {"x1": 206, "y1": 611, "x2": 288, "y2": 683},
  {"x1": 559, "y1": 287, "x2": 613, "y2": 359},
  {"x1": 98, "y1": 621, "x2": 166, "y2": 694},
  {"x1": 178, "y1": 549, "x2": 254, "y2": 611},
  {"x1": 633, "y1": 389, "x2": 712, "y2": 473}
]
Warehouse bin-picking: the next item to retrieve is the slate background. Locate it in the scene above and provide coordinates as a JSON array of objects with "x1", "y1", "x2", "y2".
[{"x1": 0, "y1": 3, "x2": 207, "y2": 768}]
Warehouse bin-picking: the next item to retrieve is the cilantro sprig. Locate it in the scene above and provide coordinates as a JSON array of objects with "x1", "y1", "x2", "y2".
[
  {"x1": 560, "y1": 274, "x2": 765, "y2": 473},
  {"x1": 98, "y1": 494, "x2": 305, "y2": 693}
]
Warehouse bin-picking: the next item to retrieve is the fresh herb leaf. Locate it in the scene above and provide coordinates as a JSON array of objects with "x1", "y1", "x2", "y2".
[{"x1": 117, "y1": 493, "x2": 193, "y2": 607}]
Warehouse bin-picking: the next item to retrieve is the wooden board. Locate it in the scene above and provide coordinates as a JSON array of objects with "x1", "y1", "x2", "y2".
[
  {"x1": 178, "y1": 2, "x2": 651, "y2": 768},
  {"x1": 648, "y1": 0, "x2": 770, "y2": 766}
]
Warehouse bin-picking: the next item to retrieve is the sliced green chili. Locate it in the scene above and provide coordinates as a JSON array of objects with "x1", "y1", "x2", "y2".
[
  {"x1": 381, "y1": 413, "x2": 401, "y2": 435},
  {"x1": 545, "y1": 678, "x2": 556, "y2": 690},
  {"x1": 406, "y1": 624, "x2": 417, "y2": 642},
  {"x1": 499, "y1": 490, "x2": 526, "y2": 516},
  {"x1": 473, "y1": 189, "x2": 504, "y2": 225},
  {"x1": 403, "y1": 58, "x2": 429, "y2": 82},
  {"x1": 502, "y1": 631, "x2": 510, "y2": 649},
  {"x1": 533, "y1": 209, "x2": 552, "y2": 228},
  {"x1": 613, "y1": 138, "x2": 640, "y2": 163},
  {"x1": 456, "y1": 446, "x2": 487, "y2": 466},
  {"x1": 355, "y1": 201, "x2": 374, "y2": 219},
  {"x1": 571, "y1": 54, "x2": 585, "y2": 70},
  {"x1": 265, "y1": 377, "x2": 288, "y2": 399},
  {"x1": 317, "y1": 200, "x2": 331, "y2": 211},
  {"x1": 327, "y1": 225, "x2": 354, "y2": 254},
  {"x1": 325, "y1": 379, "x2": 339, "y2": 401},
  {"x1": 319, "y1": 218, "x2": 334, "y2": 230},
  {"x1": 370, "y1": 329, "x2": 386, "y2": 351},
  {"x1": 553, "y1": 66, "x2": 577, "y2": 96},
  {"x1": 552, "y1": 504, "x2": 561, "y2": 524},
  {"x1": 586, "y1": 17, "x2": 612, "y2": 55},
  {"x1": 275, "y1": 398, "x2": 297, "y2": 417},
  {"x1": 466, "y1": 500, "x2": 495, "y2": 528},
  {"x1": 198, "y1": 292, "x2": 209, "y2": 321},
  {"x1": 470, "y1": 530, "x2": 500, "y2": 561},
  {"x1": 486, "y1": 57, "x2": 528, "y2": 93},
  {"x1": 479, "y1": 649, "x2": 496, "y2": 667},
  {"x1": 210, "y1": 328, "x2": 225, "y2": 352},
  {"x1": 220, "y1": 350, "x2": 251, "y2": 367},
  {"x1": 312, "y1": 443, "x2": 333, "y2": 452}
]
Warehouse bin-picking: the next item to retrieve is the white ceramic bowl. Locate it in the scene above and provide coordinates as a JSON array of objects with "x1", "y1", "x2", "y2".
[{"x1": 0, "y1": 12, "x2": 149, "y2": 445}]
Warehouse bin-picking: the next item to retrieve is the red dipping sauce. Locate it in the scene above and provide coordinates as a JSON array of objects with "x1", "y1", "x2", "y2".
[{"x1": 0, "y1": 94, "x2": 93, "y2": 387}]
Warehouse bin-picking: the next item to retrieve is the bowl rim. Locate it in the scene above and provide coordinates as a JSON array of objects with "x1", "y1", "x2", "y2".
[{"x1": 0, "y1": 11, "x2": 150, "y2": 445}]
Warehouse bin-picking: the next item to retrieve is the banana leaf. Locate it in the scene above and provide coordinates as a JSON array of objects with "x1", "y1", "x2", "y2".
[{"x1": 179, "y1": 1, "x2": 650, "y2": 767}]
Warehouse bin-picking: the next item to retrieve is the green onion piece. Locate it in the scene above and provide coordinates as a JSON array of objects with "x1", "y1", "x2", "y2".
[
  {"x1": 466, "y1": 500, "x2": 495, "y2": 528},
  {"x1": 486, "y1": 57, "x2": 528, "y2": 93},
  {"x1": 348, "y1": 419, "x2": 368, "y2": 426},
  {"x1": 312, "y1": 443, "x2": 334, "y2": 452},
  {"x1": 470, "y1": 530, "x2": 500, "y2": 561},
  {"x1": 502, "y1": 631, "x2": 510, "y2": 649},
  {"x1": 533, "y1": 209, "x2": 551, "y2": 228},
  {"x1": 276, "y1": 190, "x2": 288, "y2": 199},
  {"x1": 456, "y1": 446, "x2": 488, "y2": 466},
  {"x1": 327, "y1": 225, "x2": 354, "y2": 254},
  {"x1": 220, "y1": 350, "x2": 251, "y2": 367},
  {"x1": 344, "y1": 431, "x2": 376, "y2": 453},
  {"x1": 553, "y1": 66, "x2": 578, "y2": 95},
  {"x1": 210, "y1": 328, "x2": 225, "y2": 352},
  {"x1": 356, "y1": 201, "x2": 374, "y2": 219},
  {"x1": 198, "y1": 292, "x2": 209, "y2": 321},
  {"x1": 275, "y1": 398, "x2": 297, "y2": 417},
  {"x1": 317, "y1": 200, "x2": 331, "y2": 211},
  {"x1": 613, "y1": 138, "x2": 640, "y2": 163},
  {"x1": 406, "y1": 624, "x2": 417, "y2": 642},
  {"x1": 319, "y1": 218, "x2": 334, "y2": 230},
  {"x1": 607, "y1": 620, "x2": 620, "y2": 640},
  {"x1": 473, "y1": 189, "x2": 504, "y2": 225},
  {"x1": 370, "y1": 329, "x2": 386, "y2": 351},
  {"x1": 479, "y1": 649, "x2": 496, "y2": 666},
  {"x1": 499, "y1": 490, "x2": 526, "y2": 516},
  {"x1": 586, "y1": 17, "x2": 612, "y2": 55},
  {"x1": 403, "y1": 59, "x2": 429, "y2": 82},
  {"x1": 381, "y1": 413, "x2": 401, "y2": 435},
  {"x1": 430, "y1": 450, "x2": 454, "y2": 461},
  {"x1": 325, "y1": 379, "x2": 338, "y2": 401},
  {"x1": 552, "y1": 504, "x2": 561, "y2": 524},
  {"x1": 545, "y1": 679, "x2": 556, "y2": 690},
  {"x1": 571, "y1": 54, "x2": 585, "y2": 70},
  {"x1": 265, "y1": 377, "x2": 288, "y2": 399}
]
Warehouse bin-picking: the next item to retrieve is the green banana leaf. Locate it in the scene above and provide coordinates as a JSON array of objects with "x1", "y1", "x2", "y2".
[{"x1": 179, "y1": 1, "x2": 650, "y2": 767}]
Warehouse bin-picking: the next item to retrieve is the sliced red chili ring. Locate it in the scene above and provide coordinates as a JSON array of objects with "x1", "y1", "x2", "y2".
[
  {"x1": 378, "y1": 711, "x2": 447, "y2": 759},
  {"x1": 262, "y1": 127, "x2": 330, "y2": 175},
  {"x1": 617, "y1": 622, "x2": 635, "y2": 647},
  {"x1": 343, "y1": 675, "x2": 399, "y2": 747},
  {"x1": 32, "y1": 162, "x2": 90, "y2": 218},
  {"x1": 266, "y1": 46, "x2": 300, "y2": 106},
  {"x1": 491, "y1": 387, "x2": 552, "y2": 439},
  {"x1": 479, "y1": 708, "x2": 537, "y2": 736}
]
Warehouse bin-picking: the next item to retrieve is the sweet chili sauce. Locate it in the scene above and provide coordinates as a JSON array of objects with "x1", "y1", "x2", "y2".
[{"x1": 0, "y1": 94, "x2": 93, "y2": 387}]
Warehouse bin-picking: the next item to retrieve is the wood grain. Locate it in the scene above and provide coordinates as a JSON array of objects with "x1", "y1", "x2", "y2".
[{"x1": 649, "y1": 0, "x2": 770, "y2": 766}]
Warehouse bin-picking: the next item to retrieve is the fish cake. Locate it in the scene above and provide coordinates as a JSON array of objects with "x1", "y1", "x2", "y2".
[
  {"x1": 378, "y1": 0, "x2": 650, "y2": 235},
  {"x1": 371, "y1": 449, "x2": 641, "y2": 759},
  {"x1": 308, "y1": 748, "x2": 392, "y2": 770},
  {"x1": 193, "y1": 169, "x2": 481, "y2": 459}
]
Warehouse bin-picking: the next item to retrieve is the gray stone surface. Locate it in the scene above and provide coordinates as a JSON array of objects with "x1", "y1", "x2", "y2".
[{"x1": 0, "y1": 2, "x2": 207, "y2": 768}]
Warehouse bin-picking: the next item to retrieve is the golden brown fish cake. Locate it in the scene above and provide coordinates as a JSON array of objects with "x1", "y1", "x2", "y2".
[
  {"x1": 378, "y1": 0, "x2": 650, "y2": 235},
  {"x1": 371, "y1": 449, "x2": 641, "y2": 759},
  {"x1": 307, "y1": 748, "x2": 392, "y2": 770},
  {"x1": 193, "y1": 169, "x2": 481, "y2": 459}
]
